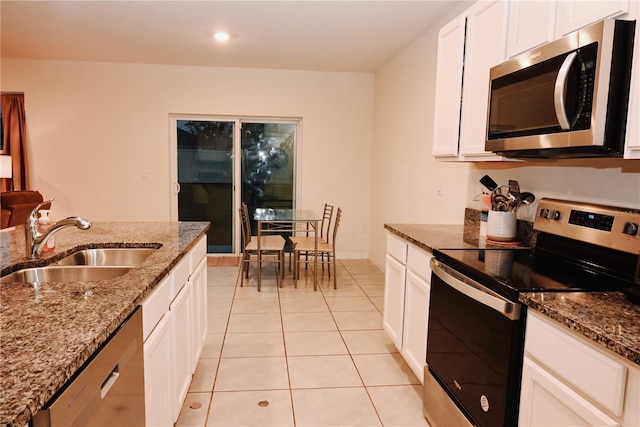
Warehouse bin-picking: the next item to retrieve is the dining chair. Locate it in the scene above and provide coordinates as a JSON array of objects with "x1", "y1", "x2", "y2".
[
  {"x1": 289, "y1": 202, "x2": 334, "y2": 272},
  {"x1": 238, "y1": 204, "x2": 286, "y2": 291},
  {"x1": 293, "y1": 207, "x2": 341, "y2": 289}
]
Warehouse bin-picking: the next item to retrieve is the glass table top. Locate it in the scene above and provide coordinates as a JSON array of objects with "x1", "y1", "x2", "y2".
[{"x1": 253, "y1": 208, "x2": 319, "y2": 222}]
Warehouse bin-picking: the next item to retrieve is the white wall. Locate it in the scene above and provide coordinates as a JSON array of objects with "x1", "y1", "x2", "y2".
[
  {"x1": 369, "y1": 5, "x2": 470, "y2": 268},
  {"x1": 468, "y1": 160, "x2": 640, "y2": 222},
  {"x1": 1, "y1": 58, "x2": 373, "y2": 257}
]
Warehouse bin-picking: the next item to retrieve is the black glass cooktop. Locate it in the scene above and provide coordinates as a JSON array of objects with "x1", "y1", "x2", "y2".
[{"x1": 434, "y1": 247, "x2": 634, "y2": 301}]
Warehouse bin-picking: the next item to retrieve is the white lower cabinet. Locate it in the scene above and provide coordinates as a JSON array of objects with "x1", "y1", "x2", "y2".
[
  {"x1": 383, "y1": 253, "x2": 406, "y2": 346},
  {"x1": 143, "y1": 314, "x2": 172, "y2": 427},
  {"x1": 400, "y1": 269, "x2": 430, "y2": 380},
  {"x1": 383, "y1": 233, "x2": 432, "y2": 382},
  {"x1": 520, "y1": 357, "x2": 618, "y2": 426},
  {"x1": 170, "y1": 276, "x2": 193, "y2": 420},
  {"x1": 141, "y1": 236, "x2": 208, "y2": 427},
  {"x1": 519, "y1": 311, "x2": 640, "y2": 426},
  {"x1": 190, "y1": 256, "x2": 208, "y2": 368}
]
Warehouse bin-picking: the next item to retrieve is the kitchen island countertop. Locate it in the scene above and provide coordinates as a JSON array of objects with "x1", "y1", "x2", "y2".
[
  {"x1": 0, "y1": 221, "x2": 209, "y2": 427},
  {"x1": 384, "y1": 223, "x2": 640, "y2": 366}
]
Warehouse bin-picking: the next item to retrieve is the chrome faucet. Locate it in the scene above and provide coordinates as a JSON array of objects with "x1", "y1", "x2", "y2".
[{"x1": 25, "y1": 199, "x2": 91, "y2": 259}]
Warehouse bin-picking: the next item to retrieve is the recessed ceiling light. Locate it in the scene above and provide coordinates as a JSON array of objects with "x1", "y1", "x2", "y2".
[{"x1": 214, "y1": 32, "x2": 230, "y2": 42}]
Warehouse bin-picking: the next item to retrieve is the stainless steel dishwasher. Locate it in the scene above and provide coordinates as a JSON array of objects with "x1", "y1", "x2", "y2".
[{"x1": 33, "y1": 307, "x2": 145, "y2": 427}]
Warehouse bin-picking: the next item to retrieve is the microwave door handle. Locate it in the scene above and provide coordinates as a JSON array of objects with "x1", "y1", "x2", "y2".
[{"x1": 554, "y1": 52, "x2": 577, "y2": 130}]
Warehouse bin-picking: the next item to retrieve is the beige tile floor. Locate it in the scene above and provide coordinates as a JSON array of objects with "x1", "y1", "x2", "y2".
[{"x1": 175, "y1": 259, "x2": 430, "y2": 427}]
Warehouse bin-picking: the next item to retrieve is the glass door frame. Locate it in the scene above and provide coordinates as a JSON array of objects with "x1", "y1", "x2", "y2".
[{"x1": 169, "y1": 114, "x2": 302, "y2": 255}]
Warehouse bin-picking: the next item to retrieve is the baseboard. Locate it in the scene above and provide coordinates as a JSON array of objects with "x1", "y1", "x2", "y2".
[{"x1": 207, "y1": 255, "x2": 240, "y2": 266}]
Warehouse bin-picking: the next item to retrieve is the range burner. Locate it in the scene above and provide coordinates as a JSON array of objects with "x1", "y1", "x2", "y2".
[{"x1": 436, "y1": 198, "x2": 640, "y2": 302}]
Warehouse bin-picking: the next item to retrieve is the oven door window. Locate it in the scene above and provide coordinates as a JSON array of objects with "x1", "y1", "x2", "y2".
[{"x1": 426, "y1": 273, "x2": 525, "y2": 426}]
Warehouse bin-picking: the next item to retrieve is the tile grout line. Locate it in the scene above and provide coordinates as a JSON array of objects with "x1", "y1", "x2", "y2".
[
  {"x1": 202, "y1": 268, "x2": 240, "y2": 427},
  {"x1": 318, "y1": 260, "x2": 386, "y2": 427}
]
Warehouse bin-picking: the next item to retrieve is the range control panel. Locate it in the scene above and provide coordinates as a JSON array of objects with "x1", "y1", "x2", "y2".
[{"x1": 534, "y1": 198, "x2": 640, "y2": 255}]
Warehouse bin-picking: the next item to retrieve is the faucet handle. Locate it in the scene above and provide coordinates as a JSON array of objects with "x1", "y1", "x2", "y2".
[{"x1": 27, "y1": 198, "x2": 54, "y2": 226}]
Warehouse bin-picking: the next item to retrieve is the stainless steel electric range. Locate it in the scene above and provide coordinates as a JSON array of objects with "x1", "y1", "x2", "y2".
[{"x1": 423, "y1": 198, "x2": 640, "y2": 427}]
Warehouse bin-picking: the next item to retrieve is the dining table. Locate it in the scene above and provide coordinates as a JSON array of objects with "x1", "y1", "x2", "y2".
[{"x1": 253, "y1": 208, "x2": 320, "y2": 290}]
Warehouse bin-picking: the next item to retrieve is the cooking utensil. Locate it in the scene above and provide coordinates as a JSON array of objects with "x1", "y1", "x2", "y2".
[
  {"x1": 491, "y1": 192, "x2": 510, "y2": 211},
  {"x1": 480, "y1": 175, "x2": 498, "y2": 192},
  {"x1": 508, "y1": 180, "x2": 521, "y2": 206},
  {"x1": 519, "y1": 191, "x2": 535, "y2": 206}
]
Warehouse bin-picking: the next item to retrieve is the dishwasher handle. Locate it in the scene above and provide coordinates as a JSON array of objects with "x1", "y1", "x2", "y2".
[
  {"x1": 100, "y1": 364, "x2": 120, "y2": 399},
  {"x1": 431, "y1": 258, "x2": 521, "y2": 320}
]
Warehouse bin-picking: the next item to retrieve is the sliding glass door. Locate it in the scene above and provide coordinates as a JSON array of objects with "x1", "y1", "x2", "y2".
[
  {"x1": 241, "y1": 122, "x2": 296, "y2": 235},
  {"x1": 172, "y1": 117, "x2": 298, "y2": 254},
  {"x1": 176, "y1": 120, "x2": 234, "y2": 253}
]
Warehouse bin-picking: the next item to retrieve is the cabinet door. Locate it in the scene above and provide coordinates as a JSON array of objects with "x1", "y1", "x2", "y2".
[
  {"x1": 383, "y1": 254, "x2": 406, "y2": 348},
  {"x1": 625, "y1": 21, "x2": 640, "y2": 159},
  {"x1": 519, "y1": 357, "x2": 619, "y2": 427},
  {"x1": 170, "y1": 279, "x2": 193, "y2": 421},
  {"x1": 400, "y1": 270, "x2": 430, "y2": 383},
  {"x1": 189, "y1": 257, "x2": 208, "y2": 367},
  {"x1": 144, "y1": 314, "x2": 172, "y2": 427},
  {"x1": 458, "y1": 0, "x2": 508, "y2": 159},
  {"x1": 432, "y1": 15, "x2": 466, "y2": 158},
  {"x1": 507, "y1": 1, "x2": 556, "y2": 57},
  {"x1": 555, "y1": 0, "x2": 630, "y2": 37}
]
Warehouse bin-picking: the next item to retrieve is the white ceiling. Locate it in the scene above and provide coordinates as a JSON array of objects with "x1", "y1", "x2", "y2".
[{"x1": 1, "y1": 1, "x2": 464, "y2": 73}]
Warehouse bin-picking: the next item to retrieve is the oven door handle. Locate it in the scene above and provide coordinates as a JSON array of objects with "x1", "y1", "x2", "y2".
[{"x1": 431, "y1": 258, "x2": 521, "y2": 320}]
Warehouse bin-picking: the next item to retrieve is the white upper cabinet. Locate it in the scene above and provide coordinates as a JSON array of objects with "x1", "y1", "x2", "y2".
[
  {"x1": 458, "y1": 0, "x2": 509, "y2": 159},
  {"x1": 555, "y1": 0, "x2": 630, "y2": 37},
  {"x1": 625, "y1": 13, "x2": 640, "y2": 159},
  {"x1": 507, "y1": 1, "x2": 556, "y2": 57},
  {"x1": 624, "y1": 0, "x2": 640, "y2": 159},
  {"x1": 508, "y1": 0, "x2": 631, "y2": 56},
  {"x1": 432, "y1": 15, "x2": 465, "y2": 158},
  {"x1": 432, "y1": 1, "x2": 507, "y2": 161}
]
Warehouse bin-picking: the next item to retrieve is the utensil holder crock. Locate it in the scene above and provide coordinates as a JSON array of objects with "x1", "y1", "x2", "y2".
[{"x1": 486, "y1": 210, "x2": 517, "y2": 241}]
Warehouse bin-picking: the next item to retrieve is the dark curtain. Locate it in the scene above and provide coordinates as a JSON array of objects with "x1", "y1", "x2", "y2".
[{"x1": 1, "y1": 94, "x2": 28, "y2": 191}]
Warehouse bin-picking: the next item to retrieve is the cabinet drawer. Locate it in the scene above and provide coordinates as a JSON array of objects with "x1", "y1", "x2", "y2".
[
  {"x1": 142, "y1": 276, "x2": 170, "y2": 340},
  {"x1": 525, "y1": 312, "x2": 627, "y2": 416},
  {"x1": 386, "y1": 234, "x2": 408, "y2": 264},
  {"x1": 407, "y1": 245, "x2": 432, "y2": 282},
  {"x1": 170, "y1": 255, "x2": 190, "y2": 302},
  {"x1": 190, "y1": 236, "x2": 207, "y2": 269}
]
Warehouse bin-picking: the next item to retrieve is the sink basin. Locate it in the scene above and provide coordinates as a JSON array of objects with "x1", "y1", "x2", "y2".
[
  {"x1": 0, "y1": 266, "x2": 131, "y2": 284},
  {"x1": 55, "y1": 248, "x2": 157, "y2": 267}
]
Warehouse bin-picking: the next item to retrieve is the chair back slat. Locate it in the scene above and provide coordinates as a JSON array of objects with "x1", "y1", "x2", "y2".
[
  {"x1": 320, "y1": 203, "x2": 334, "y2": 241},
  {"x1": 329, "y1": 208, "x2": 342, "y2": 246},
  {"x1": 240, "y1": 203, "x2": 252, "y2": 246}
]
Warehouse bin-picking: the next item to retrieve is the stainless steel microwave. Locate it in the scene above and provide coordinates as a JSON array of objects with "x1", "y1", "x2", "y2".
[{"x1": 485, "y1": 19, "x2": 636, "y2": 158}]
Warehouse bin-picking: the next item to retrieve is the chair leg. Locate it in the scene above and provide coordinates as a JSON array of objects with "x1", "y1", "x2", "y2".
[
  {"x1": 332, "y1": 252, "x2": 337, "y2": 289},
  {"x1": 277, "y1": 250, "x2": 283, "y2": 288},
  {"x1": 239, "y1": 253, "x2": 247, "y2": 287}
]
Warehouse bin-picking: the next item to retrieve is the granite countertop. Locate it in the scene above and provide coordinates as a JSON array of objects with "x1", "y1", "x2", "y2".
[
  {"x1": 0, "y1": 221, "x2": 210, "y2": 427},
  {"x1": 384, "y1": 223, "x2": 640, "y2": 366},
  {"x1": 384, "y1": 223, "x2": 531, "y2": 251}
]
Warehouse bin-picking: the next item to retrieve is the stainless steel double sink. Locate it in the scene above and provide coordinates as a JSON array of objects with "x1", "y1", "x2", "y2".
[{"x1": 1, "y1": 248, "x2": 159, "y2": 284}]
